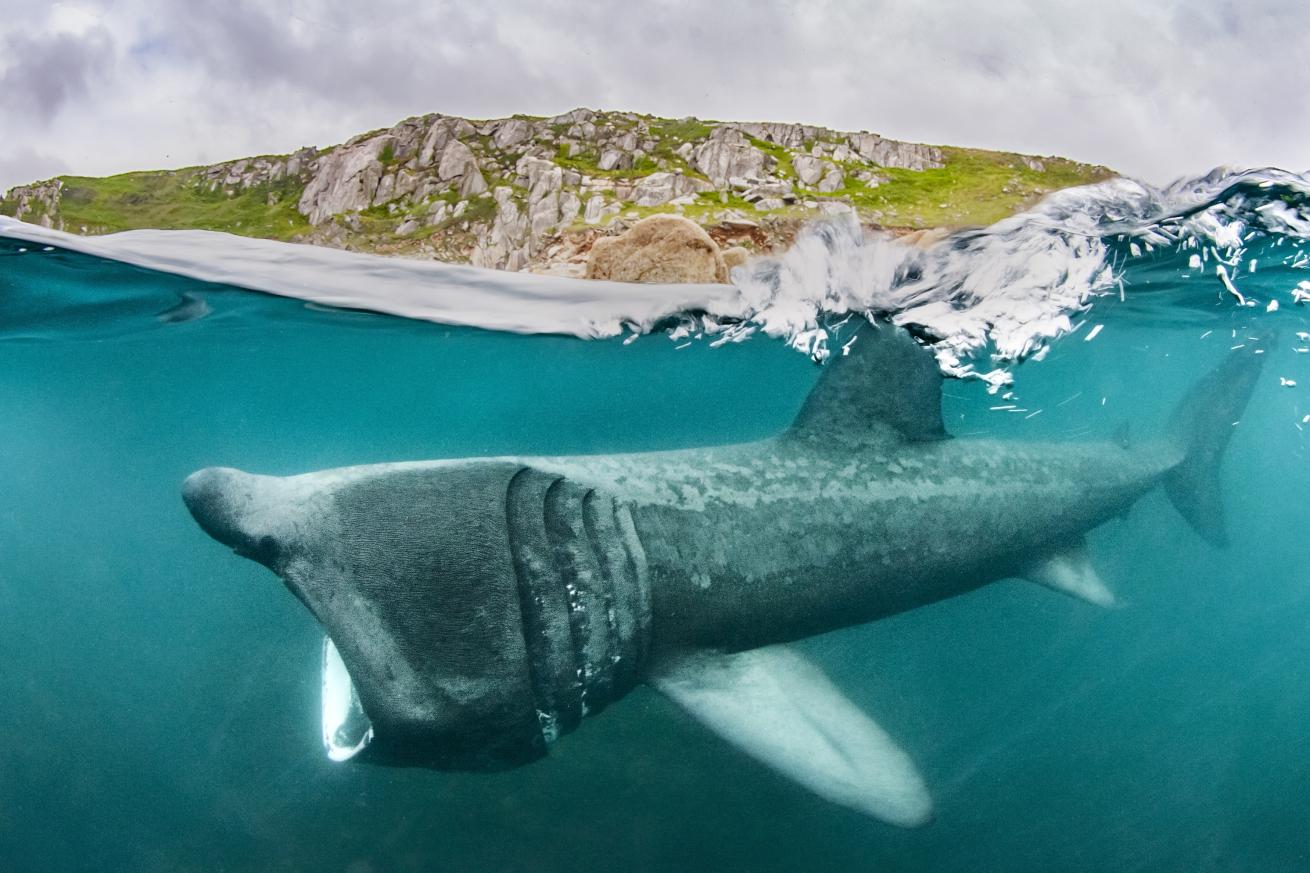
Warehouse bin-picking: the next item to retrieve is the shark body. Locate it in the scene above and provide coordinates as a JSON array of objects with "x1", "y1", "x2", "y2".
[{"x1": 183, "y1": 323, "x2": 1263, "y2": 827}]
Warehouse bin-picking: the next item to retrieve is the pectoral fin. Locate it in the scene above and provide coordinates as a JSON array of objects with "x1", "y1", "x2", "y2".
[
  {"x1": 1027, "y1": 540, "x2": 1116, "y2": 607},
  {"x1": 650, "y1": 644, "x2": 933, "y2": 828}
]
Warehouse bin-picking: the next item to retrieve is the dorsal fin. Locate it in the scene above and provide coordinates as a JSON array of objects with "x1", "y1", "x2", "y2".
[{"x1": 787, "y1": 320, "x2": 949, "y2": 445}]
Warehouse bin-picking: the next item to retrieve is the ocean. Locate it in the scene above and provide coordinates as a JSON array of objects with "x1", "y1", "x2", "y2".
[{"x1": 2, "y1": 168, "x2": 1309, "y2": 872}]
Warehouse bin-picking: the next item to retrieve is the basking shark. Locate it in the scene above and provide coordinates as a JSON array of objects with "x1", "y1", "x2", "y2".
[{"x1": 182, "y1": 323, "x2": 1262, "y2": 827}]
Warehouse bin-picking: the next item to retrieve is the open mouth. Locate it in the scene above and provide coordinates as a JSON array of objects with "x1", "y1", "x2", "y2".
[{"x1": 321, "y1": 636, "x2": 374, "y2": 761}]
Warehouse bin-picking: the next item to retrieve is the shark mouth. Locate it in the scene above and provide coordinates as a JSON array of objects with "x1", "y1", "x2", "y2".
[{"x1": 321, "y1": 635, "x2": 374, "y2": 761}]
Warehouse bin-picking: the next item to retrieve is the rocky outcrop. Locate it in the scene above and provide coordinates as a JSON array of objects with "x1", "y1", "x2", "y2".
[
  {"x1": 692, "y1": 127, "x2": 770, "y2": 186},
  {"x1": 298, "y1": 135, "x2": 391, "y2": 224},
  {"x1": 4, "y1": 107, "x2": 1110, "y2": 281},
  {"x1": 1, "y1": 180, "x2": 63, "y2": 227},
  {"x1": 848, "y1": 132, "x2": 943, "y2": 171},
  {"x1": 631, "y1": 172, "x2": 712, "y2": 207},
  {"x1": 585, "y1": 215, "x2": 729, "y2": 284}
]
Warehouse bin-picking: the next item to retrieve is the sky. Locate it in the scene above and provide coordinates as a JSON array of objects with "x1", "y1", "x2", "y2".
[{"x1": 1, "y1": 0, "x2": 1307, "y2": 192}]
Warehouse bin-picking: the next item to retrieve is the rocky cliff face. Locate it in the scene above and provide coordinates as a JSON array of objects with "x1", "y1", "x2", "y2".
[{"x1": 1, "y1": 108, "x2": 1112, "y2": 277}]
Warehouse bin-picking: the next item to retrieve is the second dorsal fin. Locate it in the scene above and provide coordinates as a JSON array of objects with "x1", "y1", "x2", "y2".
[{"x1": 787, "y1": 320, "x2": 949, "y2": 445}]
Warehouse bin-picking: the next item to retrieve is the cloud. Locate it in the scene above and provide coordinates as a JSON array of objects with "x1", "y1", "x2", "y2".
[
  {"x1": 0, "y1": 25, "x2": 115, "y2": 123},
  {"x1": 0, "y1": 0, "x2": 1308, "y2": 191},
  {"x1": 0, "y1": 147, "x2": 67, "y2": 187}
]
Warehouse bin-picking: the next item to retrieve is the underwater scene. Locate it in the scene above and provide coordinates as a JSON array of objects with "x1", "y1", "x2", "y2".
[{"x1": 3, "y1": 168, "x2": 1310, "y2": 873}]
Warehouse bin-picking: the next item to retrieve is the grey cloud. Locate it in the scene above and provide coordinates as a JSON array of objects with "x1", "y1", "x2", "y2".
[
  {"x1": 2, "y1": 0, "x2": 1310, "y2": 190},
  {"x1": 0, "y1": 26, "x2": 115, "y2": 123},
  {"x1": 0, "y1": 146, "x2": 67, "y2": 187},
  {"x1": 139, "y1": 1, "x2": 573, "y2": 120}
]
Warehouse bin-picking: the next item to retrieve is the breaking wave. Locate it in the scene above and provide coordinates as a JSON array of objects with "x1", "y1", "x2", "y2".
[
  {"x1": 735, "y1": 166, "x2": 1310, "y2": 387},
  {"x1": 3, "y1": 165, "x2": 1309, "y2": 386}
]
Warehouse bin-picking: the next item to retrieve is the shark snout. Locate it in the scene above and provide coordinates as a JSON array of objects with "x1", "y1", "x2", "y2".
[{"x1": 182, "y1": 466, "x2": 283, "y2": 567}]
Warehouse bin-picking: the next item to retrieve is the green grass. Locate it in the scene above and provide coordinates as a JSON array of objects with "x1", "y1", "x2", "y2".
[
  {"x1": 51, "y1": 169, "x2": 312, "y2": 239},
  {"x1": 3, "y1": 111, "x2": 1116, "y2": 252},
  {"x1": 814, "y1": 148, "x2": 1113, "y2": 227},
  {"x1": 553, "y1": 145, "x2": 659, "y2": 178},
  {"x1": 649, "y1": 117, "x2": 713, "y2": 143},
  {"x1": 746, "y1": 136, "x2": 796, "y2": 180}
]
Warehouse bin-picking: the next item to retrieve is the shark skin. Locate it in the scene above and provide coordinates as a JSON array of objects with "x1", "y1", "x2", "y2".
[{"x1": 182, "y1": 322, "x2": 1264, "y2": 828}]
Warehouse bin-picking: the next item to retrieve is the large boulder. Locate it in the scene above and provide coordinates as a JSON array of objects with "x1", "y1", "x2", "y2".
[
  {"x1": 438, "y1": 139, "x2": 479, "y2": 181},
  {"x1": 297, "y1": 136, "x2": 391, "y2": 224},
  {"x1": 493, "y1": 118, "x2": 534, "y2": 150},
  {"x1": 418, "y1": 117, "x2": 476, "y2": 166},
  {"x1": 792, "y1": 155, "x2": 825, "y2": 187},
  {"x1": 691, "y1": 127, "x2": 769, "y2": 186},
  {"x1": 631, "y1": 172, "x2": 711, "y2": 207},
  {"x1": 817, "y1": 166, "x2": 844, "y2": 193},
  {"x1": 585, "y1": 215, "x2": 729, "y2": 284}
]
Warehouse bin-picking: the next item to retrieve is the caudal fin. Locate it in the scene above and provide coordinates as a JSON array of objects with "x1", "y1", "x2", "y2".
[{"x1": 1163, "y1": 341, "x2": 1266, "y2": 547}]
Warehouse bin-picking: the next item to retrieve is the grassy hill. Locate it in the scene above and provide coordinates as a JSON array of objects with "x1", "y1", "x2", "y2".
[{"x1": 2, "y1": 109, "x2": 1114, "y2": 273}]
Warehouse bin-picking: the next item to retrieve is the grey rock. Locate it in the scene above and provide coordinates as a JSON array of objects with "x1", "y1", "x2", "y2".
[
  {"x1": 598, "y1": 149, "x2": 625, "y2": 171},
  {"x1": 568, "y1": 122, "x2": 597, "y2": 140},
  {"x1": 438, "y1": 139, "x2": 479, "y2": 182},
  {"x1": 632, "y1": 172, "x2": 713, "y2": 207},
  {"x1": 736, "y1": 121, "x2": 822, "y2": 149},
  {"x1": 298, "y1": 136, "x2": 392, "y2": 224},
  {"x1": 583, "y1": 194, "x2": 607, "y2": 224},
  {"x1": 372, "y1": 173, "x2": 396, "y2": 206},
  {"x1": 692, "y1": 128, "x2": 768, "y2": 186},
  {"x1": 559, "y1": 191, "x2": 581, "y2": 225},
  {"x1": 550, "y1": 107, "x2": 594, "y2": 125},
  {"x1": 411, "y1": 178, "x2": 444, "y2": 203},
  {"x1": 396, "y1": 218, "x2": 420, "y2": 235},
  {"x1": 418, "y1": 117, "x2": 475, "y2": 167},
  {"x1": 848, "y1": 133, "x2": 944, "y2": 170},
  {"x1": 529, "y1": 192, "x2": 561, "y2": 242},
  {"x1": 793, "y1": 155, "x2": 825, "y2": 187},
  {"x1": 519, "y1": 156, "x2": 563, "y2": 203},
  {"x1": 472, "y1": 187, "x2": 530, "y2": 270},
  {"x1": 818, "y1": 167, "x2": 845, "y2": 193},
  {"x1": 459, "y1": 168, "x2": 488, "y2": 197},
  {"x1": 741, "y1": 179, "x2": 794, "y2": 202},
  {"x1": 753, "y1": 197, "x2": 787, "y2": 211},
  {"x1": 392, "y1": 170, "x2": 421, "y2": 201},
  {"x1": 493, "y1": 118, "x2": 534, "y2": 150}
]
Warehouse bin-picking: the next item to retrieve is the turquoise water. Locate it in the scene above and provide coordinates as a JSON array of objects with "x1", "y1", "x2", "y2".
[{"x1": 2, "y1": 228, "x2": 1310, "y2": 872}]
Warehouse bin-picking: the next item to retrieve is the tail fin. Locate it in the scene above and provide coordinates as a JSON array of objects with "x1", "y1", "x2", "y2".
[{"x1": 1163, "y1": 342, "x2": 1266, "y2": 547}]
